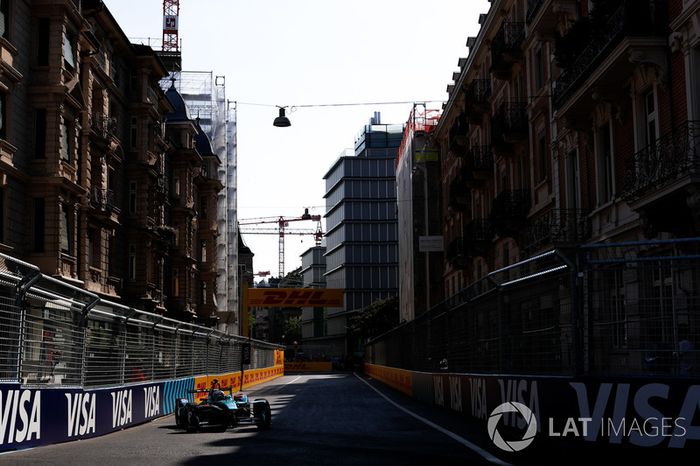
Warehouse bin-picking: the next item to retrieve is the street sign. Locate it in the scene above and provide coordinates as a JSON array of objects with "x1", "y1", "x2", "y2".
[{"x1": 419, "y1": 235, "x2": 444, "y2": 252}]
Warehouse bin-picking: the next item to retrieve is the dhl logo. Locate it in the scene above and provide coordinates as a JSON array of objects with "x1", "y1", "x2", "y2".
[{"x1": 247, "y1": 288, "x2": 343, "y2": 307}]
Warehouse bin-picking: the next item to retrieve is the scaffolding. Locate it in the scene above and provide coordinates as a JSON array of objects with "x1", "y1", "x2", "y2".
[{"x1": 160, "y1": 71, "x2": 239, "y2": 334}]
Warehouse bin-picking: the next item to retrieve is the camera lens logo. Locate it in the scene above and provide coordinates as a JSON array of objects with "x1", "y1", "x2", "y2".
[{"x1": 487, "y1": 402, "x2": 537, "y2": 452}]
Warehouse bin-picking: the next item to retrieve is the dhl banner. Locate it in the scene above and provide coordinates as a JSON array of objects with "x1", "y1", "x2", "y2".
[
  {"x1": 285, "y1": 361, "x2": 332, "y2": 372},
  {"x1": 247, "y1": 288, "x2": 344, "y2": 307}
]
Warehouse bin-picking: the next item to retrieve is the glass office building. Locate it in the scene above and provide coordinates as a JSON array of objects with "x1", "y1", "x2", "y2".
[{"x1": 323, "y1": 114, "x2": 403, "y2": 355}]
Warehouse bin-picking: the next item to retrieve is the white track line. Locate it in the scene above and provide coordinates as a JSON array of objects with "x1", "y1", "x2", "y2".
[{"x1": 354, "y1": 373, "x2": 513, "y2": 466}]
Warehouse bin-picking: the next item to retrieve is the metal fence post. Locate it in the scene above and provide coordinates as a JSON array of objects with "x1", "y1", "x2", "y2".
[
  {"x1": 13, "y1": 269, "x2": 41, "y2": 383},
  {"x1": 78, "y1": 296, "x2": 100, "y2": 388},
  {"x1": 173, "y1": 325, "x2": 181, "y2": 379}
]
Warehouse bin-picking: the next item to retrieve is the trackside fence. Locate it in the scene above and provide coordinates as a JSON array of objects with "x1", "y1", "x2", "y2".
[
  {"x1": 0, "y1": 252, "x2": 280, "y2": 388},
  {"x1": 366, "y1": 238, "x2": 700, "y2": 377}
]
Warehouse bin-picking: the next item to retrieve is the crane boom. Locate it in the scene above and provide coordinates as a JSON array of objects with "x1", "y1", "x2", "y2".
[{"x1": 239, "y1": 208, "x2": 323, "y2": 277}]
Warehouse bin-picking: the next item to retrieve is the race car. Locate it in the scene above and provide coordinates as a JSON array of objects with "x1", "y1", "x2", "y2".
[{"x1": 174, "y1": 388, "x2": 272, "y2": 432}]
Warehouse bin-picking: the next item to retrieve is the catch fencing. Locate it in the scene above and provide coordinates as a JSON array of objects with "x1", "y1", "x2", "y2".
[
  {"x1": 366, "y1": 238, "x2": 700, "y2": 377},
  {"x1": 0, "y1": 252, "x2": 280, "y2": 388}
]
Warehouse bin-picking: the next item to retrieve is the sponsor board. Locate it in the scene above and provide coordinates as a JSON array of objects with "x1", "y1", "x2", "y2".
[
  {"x1": 364, "y1": 363, "x2": 412, "y2": 396},
  {"x1": 247, "y1": 288, "x2": 344, "y2": 307},
  {"x1": 0, "y1": 382, "x2": 163, "y2": 451},
  {"x1": 285, "y1": 361, "x2": 332, "y2": 372},
  {"x1": 366, "y1": 364, "x2": 700, "y2": 450}
]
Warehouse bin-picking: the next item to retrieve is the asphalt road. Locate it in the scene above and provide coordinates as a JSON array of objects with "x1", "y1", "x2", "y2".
[{"x1": 1, "y1": 373, "x2": 512, "y2": 466}]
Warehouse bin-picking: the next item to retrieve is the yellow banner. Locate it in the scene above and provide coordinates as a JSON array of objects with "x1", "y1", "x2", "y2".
[
  {"x1": 247, "y1": 288, "x2": 344, "y2": 307},
  {"x1": 285, "y1": 361, "x2": 332, "y2": 372},
  {"x1": 364, "y1": 363, "x2": 413, "y2": 396}
]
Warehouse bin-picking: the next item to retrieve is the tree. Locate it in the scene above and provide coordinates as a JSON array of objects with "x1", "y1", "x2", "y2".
[{"x1": 347, "y1": 296, "x2": 400, "y2": 343}]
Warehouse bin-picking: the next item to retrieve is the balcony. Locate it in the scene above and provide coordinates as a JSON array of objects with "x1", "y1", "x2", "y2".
[
  {"x1": 552, "y1": 1, "x2": 667, "y2": 114},
  {"x1": 90, "y1": 187, "x2": 119, "y2": 213},
  {"x1": 91, "y1": 113, "x2": 118, "y2": 144},
  {"x1": 448, "y1": 177, "x2": 470, "y2": 213},
  {"x1": 526, "y1": 209, "x2": 591, "y2": 252},
  {"x1": 464, "y1": 79, "x2": 491, "y2": 124},
  {"x1": 446, "y1": 237, "x2": 468, "y2": 269},
  {"x1": 463, "y1": 145, "x2": 493, "y2": 187},
  {"x1": 448, "y1": 112, "x2": 469, "y2": 156},
  {"x1": 527, "y1": 0, "x2": 576, "y2": 31},
  {"x1": 491, "y1": 102, "x2": 528, "y2": 155},
  {"x1": 489, "y1": 190, "x2": 531, "y2": 237},
  {"x1": 622, "y1": 121, "x2": 700, "y2": 235},
  {"x1": 490, "y1": 22, "x2": 525, "y2": 80},
  {"x1": 464, "y1": 219, "x2": 494, "y2": 257}
]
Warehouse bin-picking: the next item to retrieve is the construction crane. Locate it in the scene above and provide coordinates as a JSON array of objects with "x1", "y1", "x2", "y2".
[
  {"x1": 239, "y1": 208, "x2": 323, "y2": 278},
  {"x1": 162, "y1": 0, "x2": 180, "y2": 52}
]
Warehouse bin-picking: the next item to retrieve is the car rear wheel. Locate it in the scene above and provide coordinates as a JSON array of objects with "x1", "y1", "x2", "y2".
[
  {"x1": 186, "y1": 411, "x2": 200, "y2": 433},
  {"x1": 256, "y1": 402, "x2": 271, "y2": 430}
]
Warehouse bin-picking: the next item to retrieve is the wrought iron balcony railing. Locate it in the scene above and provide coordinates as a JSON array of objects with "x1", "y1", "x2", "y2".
[
  {"x1": 464, "y1": 219, "x2": 494, "y2": 257},
  {"x1": 448, "y1": 177, "x2": 471, "y2": 212},
  {"x1": 489, "y1": 189, "x2": 531, "y2": 236},
  {"x1": 92, "y1": 113, "x2": 118, "y2": 138},
  {"x1": 465, "y1": 79, "x2": 492, "y2": 124},
  {"x1": 447, "y1": 237, "x2": 468, "y2": 268},
  {"x1": 526, "y1": 209, "x2": 591, "y2": 251},
  {"x1": 553, "y1": 1, "x2": 667, "y2": 108},
  {"x1": 449, "y1": 112, "x2": 469, "y2": 153},
  {"x1": 463, "y1": 145, "x2": 493, "y2": 186},
  {"x1": 90, "y1": 187, "x2": 118, "y2": 212},
  {"x1": 491, "y1": 102, "x2": 528, "y2": 151},
  {"x1": 466, "y1": 79, "x2": 492, "y2": 106},
  {"x1": 491, "y1": 22, "x2": 525, "y2": 79},
  {"x1": 622, "y1": 121, "x2": 700, "y2": 202}
]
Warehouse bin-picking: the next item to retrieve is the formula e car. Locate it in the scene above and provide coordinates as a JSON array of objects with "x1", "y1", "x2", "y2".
[{"x1": 174, "y1": 388, "x2": 272, "y2": 432}]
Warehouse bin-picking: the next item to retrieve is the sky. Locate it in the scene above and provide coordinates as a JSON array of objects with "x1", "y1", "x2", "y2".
[{"x1": 104, "y1": 0, "x2": 490, "y2": 281}]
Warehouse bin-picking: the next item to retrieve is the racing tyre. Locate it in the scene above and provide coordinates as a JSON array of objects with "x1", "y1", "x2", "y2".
[
  {"x1": 255, "y1": 401, "x2": 271, "y2": 430},
  {"x1": 186, "y1": 410, "x2": 200, "y2": 433}
]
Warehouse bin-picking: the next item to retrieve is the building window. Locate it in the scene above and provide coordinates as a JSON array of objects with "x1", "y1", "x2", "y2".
[
  {"x1": 34, "y1": 109, "x2": 46, "y2": 158},
  {"x1": 59, "y1": 204, "x2": 72, "y2": 254},
  {"x1": 59, "y1": 120, "x2": 70, "y2": 162},
  {"x1": 200, "y1": 239, "x2": 207, "y2": 262},
  {"x1": 173, "y1": 272, "x2": 179, "y2": 297},
  {"x1": 37, "y1": 18, "x2": 50, "y2": 66},
  {"x1": 0, "y1": 186, "x2": 4, "y2": 243},
  {"x1": 108, "y1": 235, "x2": 116, "y2": 277},
  {"x1": 200, "y1": 196, "x2": 207, "y2": 219},
  {"x1": 201, "y1": 281, "x2": 207, "y2": 305},
  {"x1": 537, "y1": 132, "x2": 547, "y2": 182},
  {"x1": 566, "y1": 150, "x2": 580, "y2": 209},
  {"x1": 0, "y1": 92, "x2": 6, "y2": 141},
  {"x1": 596, "y1": 123, "x2": 614, "y2": 204},
  {"x1": 88, "y1": 228, "x2": 99, "y2": 268},
  {"x1": 534, "y1": 45, "x2": 545, "y2": 91},
  {"x1": 128, "y1": 245, "x2": 136, "y2": 281},
  {"x1": 173, "y1": 177, "x2": 180, "y2": 198},
  {"x1": 0, "y1": 0, "x2": 8, "y2": 40},
  {"x1": 130, "y1": 117, "x2": 137, "y2": 149},
  {"x1": 63, "y1": 30, "x2": 75, "y2": 70},
  {"x1": 128, "y1": 181, "x2": 137, "y2": 214},
  {"x1": 643, "y1": 89, "x2": 658, "y2": 147},
  {"x1": 33, "y1": 198, "x2": 44, "y2": 252}
]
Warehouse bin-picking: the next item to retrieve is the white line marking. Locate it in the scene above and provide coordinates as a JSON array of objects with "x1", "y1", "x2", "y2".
[
  {"x1": 354, "y1": 373, "x2": 513, "y2": 466},
  {"x1": 282, "y1": 375, "x2": 302, "y2": 386}
]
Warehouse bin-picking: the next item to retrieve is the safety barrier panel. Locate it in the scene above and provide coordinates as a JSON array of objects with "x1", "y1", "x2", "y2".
[
  {"x1": 364, "y1": 363, "x2": 700, "y2": 450},
  {"x1": 0, "y1": 252, "x2": 285, "y2": 451}
]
